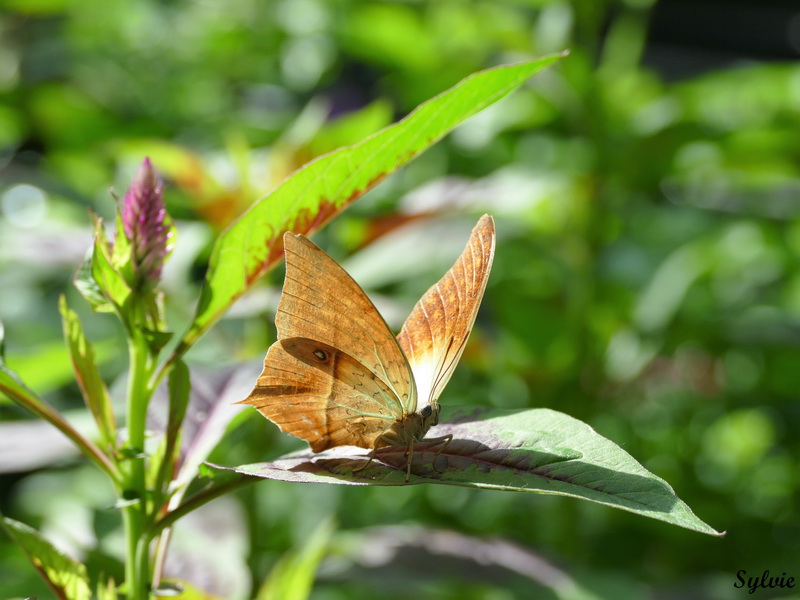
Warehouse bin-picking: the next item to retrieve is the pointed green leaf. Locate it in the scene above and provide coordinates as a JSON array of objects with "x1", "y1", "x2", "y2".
[
  {"x1": 73, "y1": 251, "x2": 115, "y2": 313},
  {"x1": 257, "y1": 519, "x2": 335, "y2": 600},
  {"x1": 110, "y1": 210, "x2": 134, "y2": 282},
  {"x1": 1, "y1": 515, "x2": 91, "y2": 600},
  {"x1": 0, "y1": 357, "x2": 36, "y2": 406},
  {"x1": 219, "y1": 407, "x2": 721, "y2": 536},
  {"x1": 179, "y1": 54, "x2": 565, "y2": 353},
  {"x1": 166, "y1": 358, "x2": 191, "y2": 442},
  {"x1": 59, "y1": 296, "x2": 116, "y2": 447},
  {"x1": 152, "y1": 358, "x2": 191, "y2": 497},
  {"x1": 143, "y1": 324, "x2": 172, "y2": 355},
  {"x1": 96, "y1": 576, "x2": 118, "y2": 600},
  {"x1": 90, "y1": 215, "x2": 132, "y2": 313}
]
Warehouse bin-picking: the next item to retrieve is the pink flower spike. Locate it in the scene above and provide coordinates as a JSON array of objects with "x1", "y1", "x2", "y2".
[{"x1": 121, "y1": 158, "x2": 172, "y2": 285}]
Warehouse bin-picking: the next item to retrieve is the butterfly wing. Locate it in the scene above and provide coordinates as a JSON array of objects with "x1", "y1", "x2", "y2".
[
  {"x1": 396, "y1": 214, "x2": 495, "y2": 410},
  {"x1": 242, "y1": 337, "x2": 405, "y2": 451},
  {"x1": 240, "y1": 232, "x2": 417, "y2": 451}
]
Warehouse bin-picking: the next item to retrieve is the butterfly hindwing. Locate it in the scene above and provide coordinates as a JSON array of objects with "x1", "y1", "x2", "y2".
[
  {"x1": 396, "y1": 215, "x2": 495, "y2": 410},
  {"x1": 242, "y1": 337, "x2": 405, "y2": 451}
]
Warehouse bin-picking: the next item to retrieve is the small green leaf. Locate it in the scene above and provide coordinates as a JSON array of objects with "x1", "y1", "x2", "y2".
[
  {"x1": 96, "y1": 576, "x2": 118, "y2": 600},
  {"x1": 143, "y1": 327, "x2": 173, "y2": 355},
  {"x1": 256, "y1": 519, "x2": 335, "y2": 600},
  {"x1": 1, "y1": 515, "x2": 91, "y2": 600},
  {"x1": 90, "y1": 215, "x2": 132, "y2": 313},
  {"x1": 178, "y1": 54, "x2": 565, "y2": 354},
  {"x1": 153, "y1": 358, "x2": 191, "y2": 497},
  {"x1": 59, "y1": 296, "x2": 116, "y2": 448},
  {"x1": 167, "y1": 359, "x2": 191, "y2": 440},
  {"x1": 118, "y1": 446, "x2": 147, "y2": 460},
  {"x1": 73, "y1": 251, "x2": 115, "y2": 313},
  {"x1": 220, "y1": 407, "x2": 721, "y2": 536},
  {"x1": 110, "y1": 210, "x2": 134, "y2": 282}
]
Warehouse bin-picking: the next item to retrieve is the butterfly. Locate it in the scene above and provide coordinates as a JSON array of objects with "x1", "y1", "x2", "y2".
[{"x1": 239, "y1": 214, "x2": 495, "y2": 481}]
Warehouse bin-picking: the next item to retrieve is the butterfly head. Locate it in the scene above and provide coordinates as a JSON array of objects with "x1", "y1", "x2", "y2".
[{"x1": 419, "y1": 402, "x2": 440, "y2": 429}]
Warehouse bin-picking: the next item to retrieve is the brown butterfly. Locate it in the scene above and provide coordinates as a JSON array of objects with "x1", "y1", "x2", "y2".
[{"x1": 239, "y1": 215, "x2": 495, "y2": 480}]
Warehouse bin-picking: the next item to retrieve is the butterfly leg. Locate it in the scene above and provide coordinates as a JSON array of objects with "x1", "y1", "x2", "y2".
[
  {"x1": 404, "y1": 437, "x2": 415, "y2": 483},
  {"x1": 423, "y1": 434, "x2": 453, "y2": 474},
  {"x1": 352, "y1": 447, "x2": 378, "y2": 475},
  {"x1": 352, "y1": 433, "x2": 397, "y2": 476}
]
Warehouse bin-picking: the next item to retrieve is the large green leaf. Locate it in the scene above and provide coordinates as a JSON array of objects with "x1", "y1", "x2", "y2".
[
  {"x1": 1, "y1": 515, "x2": 91, "y2": 600},
  {"x1": 219, "y1": 407, "x2": 721, "y2": 536},
  {"x1": 179, "y1": 54, "x2": 565, "y2": 353}
]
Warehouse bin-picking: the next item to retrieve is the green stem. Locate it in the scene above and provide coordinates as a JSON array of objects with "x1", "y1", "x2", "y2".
[
  {"x1": 148, "y1": 475, "x2": 255, "y2": 539},
  {"x1": 122, "y1": 507, "x2": 141, "y2": 597},
  {"x1": 123, "y1": 334, "x2": 155, "y2": 600}
]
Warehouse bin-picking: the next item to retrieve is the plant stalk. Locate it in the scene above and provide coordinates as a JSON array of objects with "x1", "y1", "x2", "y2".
[
  {"x1": 149, "y1": 475, "x2": 254, "y2": 538},
  {"x1": 0, "y1": 377, "x2": 120, "y2": 483},
  {"x1": 123, "y1": 334, "x2": 155, "y2": 599}
]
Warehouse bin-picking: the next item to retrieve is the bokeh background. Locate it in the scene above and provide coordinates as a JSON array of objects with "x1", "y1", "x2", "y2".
[{"x1": 2, "y1": 0, "x2": 800, "y2": 598}]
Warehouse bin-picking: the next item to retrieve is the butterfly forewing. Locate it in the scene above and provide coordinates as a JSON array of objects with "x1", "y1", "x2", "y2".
[
  {"x1": 239, "y1": 232, "x2": 418, "y2": 452},
  {"x1": 276, "y1": 233, "x2": 417, "y2": 413},
  {"x1": 396, "y1": 214, "x2": 495, "y2": 409}
]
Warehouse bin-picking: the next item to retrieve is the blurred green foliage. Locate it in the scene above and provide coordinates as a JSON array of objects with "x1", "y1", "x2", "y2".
[{"x1": 1, "y1": 0, "x2": 799, "y2": 598}]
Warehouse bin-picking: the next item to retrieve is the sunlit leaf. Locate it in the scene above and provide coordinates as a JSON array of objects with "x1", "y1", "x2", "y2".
[
  {"x1": 73, "y1": 252, "x2": 115, "y2": 313},
  {"x1": 0, "y1": 355, "x2": 37, "y2": 406},
  {"x1": 110, "y1": 211, "x2": 134, "y2": 283},
  {"x1": 256, "y1": 519, "x2": 334, "y2": 600},
  {"x1": 1, "y1": 515, "x2": 91, "y2": 600},
  {"x1": 96, "y1": 576, "x2": 118, "y2": 600},
  {"x1": 218, "y1": 407, "x2": 721, "y2": 536},
  {"x1": 90, "y1": 215, "x2": 131, "y2": 314},
  {"x1": 179, "y1": 54, "x2": 565, "y2": 354},
  {"x1": 59, "y1": 296, "x2": 116, "y2": 447}
]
